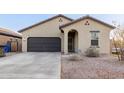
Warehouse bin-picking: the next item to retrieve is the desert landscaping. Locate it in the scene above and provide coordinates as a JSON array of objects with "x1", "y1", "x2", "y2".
[{"x1": 61, "y1": 54, "x2": 124, "y2": 79}]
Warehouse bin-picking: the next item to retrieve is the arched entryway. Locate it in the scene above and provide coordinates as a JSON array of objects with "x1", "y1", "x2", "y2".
[{"x1": 68, "y1": 29, "x2": 78, "y2": 52}]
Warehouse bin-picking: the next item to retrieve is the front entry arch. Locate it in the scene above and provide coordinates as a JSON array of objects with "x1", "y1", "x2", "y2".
[{"x1": 68, "y1": 30, "x2": 78, "y2": 52}]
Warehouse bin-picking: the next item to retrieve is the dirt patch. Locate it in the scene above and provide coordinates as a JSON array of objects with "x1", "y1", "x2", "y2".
[{"x1": 61, "y1": 54, "x2": 124, "y2": 79}]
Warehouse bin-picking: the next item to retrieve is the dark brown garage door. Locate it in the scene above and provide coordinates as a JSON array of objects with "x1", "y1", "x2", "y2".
[{"x1": 27, "y1": 37, "x2": 61, "y2": 52}]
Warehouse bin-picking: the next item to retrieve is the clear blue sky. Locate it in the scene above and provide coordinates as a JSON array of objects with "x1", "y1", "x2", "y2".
[{"x1": 0, "y1": 14, "x2": 124, "y2": 32}]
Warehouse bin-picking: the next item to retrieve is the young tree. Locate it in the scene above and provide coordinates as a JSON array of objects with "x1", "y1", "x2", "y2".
[{"x1": 111, "y1": 23, "x2": 124, "y2": 61}]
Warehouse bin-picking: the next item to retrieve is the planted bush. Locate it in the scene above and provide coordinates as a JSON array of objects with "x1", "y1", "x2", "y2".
[
  {"x1": 0, "y1": 48, "x2": 5, "y2": 57},
  {"x1": 85, "y1": 47, "x2": 99, "y2": 57},
  {"x1": 68, "y1": 54, "x2": 83, "y2": 61}
]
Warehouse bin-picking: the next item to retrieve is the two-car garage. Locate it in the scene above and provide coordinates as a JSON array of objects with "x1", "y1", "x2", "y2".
[
  {"x1": 19, "y1": 15, "x2": 73, "y2": 52},
  {"x1": 27, "y1": 37, "x2": 61, "y2": 52}
]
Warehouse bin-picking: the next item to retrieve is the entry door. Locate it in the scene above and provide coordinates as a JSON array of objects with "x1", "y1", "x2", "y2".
[{"x1": 68, "y1": 37, "x2": 74, "y2": 52}]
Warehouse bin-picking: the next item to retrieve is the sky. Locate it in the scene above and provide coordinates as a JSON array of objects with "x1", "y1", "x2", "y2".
[{"x1": 0, "y1": 14, "x2": 124, "y2": 32}]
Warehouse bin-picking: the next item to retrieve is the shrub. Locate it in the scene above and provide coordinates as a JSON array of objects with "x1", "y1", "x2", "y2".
[
  {"x1": 85, "y1": 47, "x2": 99, "y2": 57},
  {"x1": 68, "y1": 54, "x2": 83, "y2": 61},
  {"x1": 0, "y1": 48, "x2": 5, "y2": 57}
]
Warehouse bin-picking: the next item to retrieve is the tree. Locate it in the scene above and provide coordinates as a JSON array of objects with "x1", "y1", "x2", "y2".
[{"x1": 111, "y1": 23, "x2": 124, "y2": 61}]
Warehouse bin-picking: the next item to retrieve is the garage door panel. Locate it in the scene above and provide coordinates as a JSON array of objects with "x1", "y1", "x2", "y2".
[{"x1": 27, "y1": 37, "x2": 61, "y2": 52}]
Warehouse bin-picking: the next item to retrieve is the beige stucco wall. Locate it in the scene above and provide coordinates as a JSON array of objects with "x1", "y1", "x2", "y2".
[
  {"x1": 74, "y1": 32, "x2": 78, "y2": 52},
  {"x1": 21, "y1": 17, "x2": 71, "y2": 52},
  {"x1": 62, "y1": 18, "x2": 113, "y2": 54}
]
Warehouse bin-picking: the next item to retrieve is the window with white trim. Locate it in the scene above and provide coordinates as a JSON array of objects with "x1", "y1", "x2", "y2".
[{"x1": 91, "y1": 31, "x2": 99, "y2": 46}]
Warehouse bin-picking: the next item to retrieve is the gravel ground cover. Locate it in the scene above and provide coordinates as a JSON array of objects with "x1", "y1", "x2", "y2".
[{"x1": 61, "y1": 54, "x2": 124, "y2": 79}]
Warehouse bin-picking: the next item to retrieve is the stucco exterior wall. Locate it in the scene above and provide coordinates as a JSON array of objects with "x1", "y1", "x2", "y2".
[
  {"x1": 62, "y1": 19, "x2": 112, "y2": 54},
  {"x1": 21, "y1": 17, "x2": 71, "y2": 52},
  {"x1": 74, "y1": 32, "x2": 78, "y2": 52}
]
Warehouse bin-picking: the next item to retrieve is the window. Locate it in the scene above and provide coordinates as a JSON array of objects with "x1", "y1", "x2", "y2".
[{"x1": 91, "y1": 31, "x2": 99, "y2": 46}]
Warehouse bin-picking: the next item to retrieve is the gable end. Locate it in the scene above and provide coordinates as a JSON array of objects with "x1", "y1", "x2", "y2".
[{"x1": 18, "y1": 14, "x2": 73, "y2": 33}]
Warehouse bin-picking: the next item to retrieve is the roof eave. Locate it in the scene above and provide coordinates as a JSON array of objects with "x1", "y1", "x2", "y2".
[
  {"x1": 60, "y1": 16, "x2": 115, "y2": 29},
  {"x1": 0, "y1": 32, "x2": 22, "y2": 39},
  {"x1": 18, "y1": 14, "x2": 73, "y2": 33}
]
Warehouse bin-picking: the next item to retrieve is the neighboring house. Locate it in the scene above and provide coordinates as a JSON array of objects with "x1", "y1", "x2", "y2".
[
  {"x1": 19, "y1": 14, "x2": 115, "y2": 54},
  {"x1": 0, "y1": 28, "x2": 22, "y2": 52}
]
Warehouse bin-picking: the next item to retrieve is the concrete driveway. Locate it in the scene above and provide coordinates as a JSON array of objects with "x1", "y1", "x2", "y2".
[{"x1": 0, "y1": 52, "x2": 61, "y2": 79}]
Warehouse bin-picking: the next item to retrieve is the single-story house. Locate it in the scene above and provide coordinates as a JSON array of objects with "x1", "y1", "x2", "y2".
[
  {"x1": 0, "y1": 28, "x2": 22, "y2": 52},
  {"x1": 19, "y1": 14, "x2": 115, "y2": 54}
]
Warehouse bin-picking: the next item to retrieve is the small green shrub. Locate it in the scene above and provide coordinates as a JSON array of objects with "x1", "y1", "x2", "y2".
[
  {"x1": 0, "y1": 48, "x2": 5, "y2": 57},
  {"x1": 85, "y1": 47, "x2": 99, "y2": 57}
]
